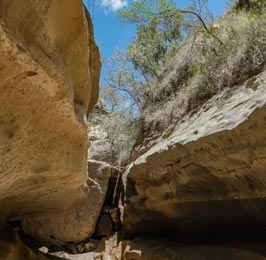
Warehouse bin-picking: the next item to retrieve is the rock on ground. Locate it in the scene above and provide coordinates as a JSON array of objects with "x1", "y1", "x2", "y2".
[{"x1": 22, "y1": 160, "x2": 115, "y2": 246}]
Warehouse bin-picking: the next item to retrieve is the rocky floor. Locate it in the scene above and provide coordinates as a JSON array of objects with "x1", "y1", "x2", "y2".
[
  {"x1": 42, "y1": 237, "x2": 266, "y2": 260},
  {"x1": 49, "y1": 251, "x2": 95, "y2": 260}
]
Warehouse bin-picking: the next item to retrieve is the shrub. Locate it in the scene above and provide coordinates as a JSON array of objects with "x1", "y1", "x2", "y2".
[
  {"x1": 88, "y1": 104, "x2": 140, "y2": 165},
  {"x1": 140, "y1": 8, "x2": 266, "y2": 137}
]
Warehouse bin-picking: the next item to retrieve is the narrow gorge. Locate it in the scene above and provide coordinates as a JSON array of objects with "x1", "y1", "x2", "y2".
[{"x1": 0, "y1": 1, "x2": 266, "y2": 260}]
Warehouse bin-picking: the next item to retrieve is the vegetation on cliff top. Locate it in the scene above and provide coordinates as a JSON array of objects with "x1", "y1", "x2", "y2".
[{"x1": 88, "y1": 0, "x2": 266, "y2": 165}]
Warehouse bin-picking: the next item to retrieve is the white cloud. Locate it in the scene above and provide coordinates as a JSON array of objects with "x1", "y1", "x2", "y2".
[{"x1": 99, "y1": 0, "x2": 127, "y2": 11}]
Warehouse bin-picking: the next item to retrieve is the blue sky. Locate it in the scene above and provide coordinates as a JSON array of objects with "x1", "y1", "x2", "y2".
[{"x1": 83, "y1": 0, "x2": 231, "y2": 61}]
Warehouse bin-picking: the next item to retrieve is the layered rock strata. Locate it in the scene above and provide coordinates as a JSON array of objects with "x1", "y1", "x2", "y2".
[{"x1": 121, "y1": 71, "x2": 266, "y2": 238}]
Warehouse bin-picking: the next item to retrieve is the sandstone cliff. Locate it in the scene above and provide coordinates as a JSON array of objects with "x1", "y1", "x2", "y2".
[
  {"x1": 1, "y1": 1, "x2": 266, "y2": 260},
  {"x1": 0, "y1": 0, "x2": 100, "y2": 259},
  {"x1": 121, "y1": 70, "x2": 266, "y2": 238}
]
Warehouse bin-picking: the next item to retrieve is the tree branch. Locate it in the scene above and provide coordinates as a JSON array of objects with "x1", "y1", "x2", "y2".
[
  {"x1": 176, "y1": 9, "x2": 224, "y2": 46},
  {"x1": 132, "y1": 8, "x2": 224, "y2": 46},
  {"x1": 110, "y1": 74, "x2": 143, "y2": 114}
]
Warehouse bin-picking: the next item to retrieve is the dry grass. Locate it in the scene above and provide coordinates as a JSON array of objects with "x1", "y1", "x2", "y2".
[
  {"x1": 141, "y1": 10, "x2": 266, "y2": 136},
  {"x1": 88, "y1": 108, "x2": 140, "y2": 165},
  {"x1": 89, "y1": 7, "x2": 266, "y2": 163}
]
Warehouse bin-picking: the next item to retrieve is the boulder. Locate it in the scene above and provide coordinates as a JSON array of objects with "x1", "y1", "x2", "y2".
[
  {"x1": 22, "y1": 160, "x2": 114, "y2": 246},
  {"x1": 124, "y1": 250, "x2": 142, "y2": 260},
  {"x1": 121, "y1": 70, "x2": 266, "y2": 238}
]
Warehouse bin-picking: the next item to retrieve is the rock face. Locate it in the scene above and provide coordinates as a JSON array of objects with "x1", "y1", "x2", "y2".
[
  {"x1": 21, "y1": 160, "x2": 114, "y2": 246},
  {"x1": 121, "y1": 70, "x2": 266, "y2": 238},
  {"x1": 0, "y1": 225, "x2": 47, "y2": 260},
  {"x1": 0, "y1": 225, "x2": 68, "y2": 260},
  {"x1": 0, "y1": 0, "x2": 100, "y2": 255},
  {"x1": 126, "y1": 239, "x2": 266, "y2": 260},
  {"x1": 88, "y1": 102, "x2": 110, "y2": 162}
]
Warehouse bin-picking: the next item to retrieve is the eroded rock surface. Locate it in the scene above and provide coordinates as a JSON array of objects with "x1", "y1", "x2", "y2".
[
  {"x1": 121, "y1": 70, "x2": 266, "y2": 237},
  {"x1": 22, "y1": 160, "x2": 115, "y2": 246},
  {"x1": 0, "y1": 0, "x2": 100, "y2": 258}
]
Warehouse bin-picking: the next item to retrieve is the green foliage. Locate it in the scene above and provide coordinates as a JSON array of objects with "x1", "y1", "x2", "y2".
[
  {"x1": 232, "y1": 0, "x2": 266, "y2": 14},
  {"x1": 188, "y1": 64, "x2": 200, "y2": 77},
  {"x1": 118, "y1": 0, "x2": 177, "y2": 23},
  {"x1": 89, "y1": 0, "x2": 266, "y2": 164},
  {"x1": 118, "y1": 0, "x2": 184, "y2": 79},
  {"x1": 88, "y1": 50, "x2": 142, "y2": 165},
  {"x1": 249, "y1": 0, "x2": 266, "y2": 13},
  {"x1": 142, "y1": 8, "x2": 266, "y2": 135}
]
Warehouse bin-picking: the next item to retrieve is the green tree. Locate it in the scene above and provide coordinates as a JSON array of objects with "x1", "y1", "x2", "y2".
[
  {"x1": 234, "y1": 0, "x2": 266, "y2": 12},
  {"x1": 89, "y1": 53, "x2": 142, "y2": 165},
  {"x1": 118, "y1": 0, "x2": 223, "y2": 80},
  {"x1": 118, "y1": 0, "x2": 184, "y2": 80}
]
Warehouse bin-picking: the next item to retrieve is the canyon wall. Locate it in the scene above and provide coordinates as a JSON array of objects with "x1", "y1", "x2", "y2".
[
  {"x1": 0, "y1": 0, "x2": 100, "y2": 258},
  {"x1": 1, "y1": 1, "x2": 266, "y2": 260},
  {"x1": 121, "y1": 71, "x2": 266, "y2": 238}
]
